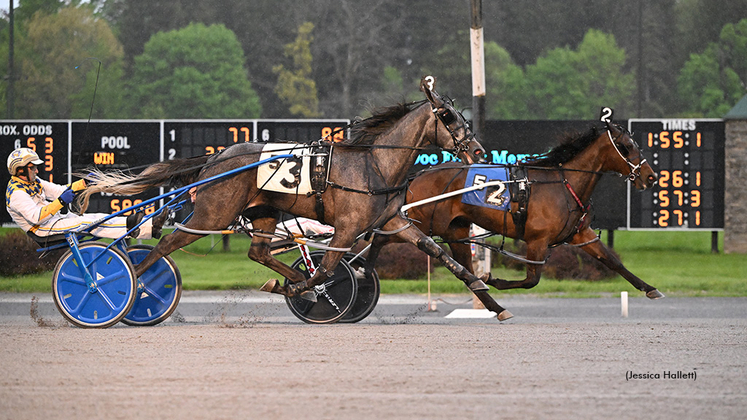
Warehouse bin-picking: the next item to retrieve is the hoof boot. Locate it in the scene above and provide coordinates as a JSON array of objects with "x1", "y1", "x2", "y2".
[
  {"x1": 260, "y1": 279, "x2": 279, "y2": 293},
  {"x1": 467, "y1": 279, "x2": 489, "y2": 292},
  {"x1": 300, "y1": 290, "x2": 317, "y2": 302},
  {"x1": 646, "y1": 289, "x2": 665, "y2": 299},
  {"x1": 497, "y1": 310, "x2": 514, "y2": 321}
]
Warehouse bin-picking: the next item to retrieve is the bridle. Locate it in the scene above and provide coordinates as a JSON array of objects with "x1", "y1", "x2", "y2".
[
  {"x1": 430, "y1": 97, "x2": 479, "y2": 159},
  {"x1": 606, "y1": 124, "x2": 646, "y2": 182}
]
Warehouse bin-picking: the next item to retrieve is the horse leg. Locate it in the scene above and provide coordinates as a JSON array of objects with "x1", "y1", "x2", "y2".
[
  {"x1": 482, "y1": 239, "x2": 548, "y2": 291},
  {"x1": 262, "y1": 231, "x2": 357, "y2": 302},
  {"x1": 572, "y1": 228, "x2": 664, "y2": 299},
  {"x1": 385, "y1": 217, "x2": 513, "y2": 321},
  {"x1": 363, "y1": 233, "x2": 389, "y2": 286},
  {"x1": 442, "y1": 240, "x2": 476, "y2": 277},
  {"x1": 134, "y1": 230, "x2": 204, "y2": 277},
  {"x1": 280, "y1": 226, "x2": 363, "y2": 299},
  {"x1": 251, "y1": 216, "x2": 319, "y2": 301}
]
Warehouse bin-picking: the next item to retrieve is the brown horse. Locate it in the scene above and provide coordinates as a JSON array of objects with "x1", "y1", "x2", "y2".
[
  {"x1": 364, "y1": 122, "x2": 665, "y2": 300},
  {"x1": 78, "y1": 77, "x2": 515, "y2": 319}
]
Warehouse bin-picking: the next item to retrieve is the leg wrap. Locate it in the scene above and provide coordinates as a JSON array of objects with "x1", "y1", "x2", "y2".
[
  {"x1": 416, "y1": 237, "x2": 444, "y2": 258},
  {"x1": 287, "y1": 280, "x2": 308, "y2": 295},
  {"x1": 418, "y1": 237, "x2": 488, "y2": 292},
  {"x1": 318, "y1": 266, "x2": 334, "y2": 278}
]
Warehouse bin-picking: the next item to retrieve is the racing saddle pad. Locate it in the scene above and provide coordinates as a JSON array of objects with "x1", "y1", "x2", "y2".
[
  {"x1": 460, "y1": 165, "x2": 511, "y2": 211},
  {"x1": 257, "y1": 143, "x2": 314, "y2": 194}
]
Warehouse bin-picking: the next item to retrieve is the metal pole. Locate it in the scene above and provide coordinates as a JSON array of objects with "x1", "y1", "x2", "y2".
[{"x1": 711, "y1": 231, "x2": 719, "y2": 254}]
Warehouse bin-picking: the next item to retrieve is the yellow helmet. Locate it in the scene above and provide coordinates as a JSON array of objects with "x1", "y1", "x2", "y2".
[{"x1": 7, "y1": 148, "x2": 44, "y2": 176}]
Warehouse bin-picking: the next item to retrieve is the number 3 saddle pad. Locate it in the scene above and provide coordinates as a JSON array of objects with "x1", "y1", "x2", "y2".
[
  {"x1": 257, "y1": 143, "x2": 314, "y2": 194},
  {"x1": 461, "y1": 165, "x2": 511, "y2": 211}
]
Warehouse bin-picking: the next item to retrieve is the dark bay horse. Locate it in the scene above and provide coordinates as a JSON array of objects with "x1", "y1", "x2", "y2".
[
  {"x1": 365, "y1": 122, "x2": 665, "y2": 300},
  {"x1": 78, "y1": 77, "x2": 515, "y2": 319}
]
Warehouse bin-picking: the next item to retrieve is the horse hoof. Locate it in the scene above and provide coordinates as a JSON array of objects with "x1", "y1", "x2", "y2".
[
  {"x1": 300, "y1": 290, "x2": 317, "y2": 302},
  {"x1": 497, "y1": 310, "x2": 513, "y2": 321},
  {"x1": 646, "y1": 289, "x2": 665, "y2": 299},
  {"x1": 260, "y1": 279, "x2": 279, "y2": 293},
  {"x1": 468, "y1": 279, "x2": 489, "y2": 292}
]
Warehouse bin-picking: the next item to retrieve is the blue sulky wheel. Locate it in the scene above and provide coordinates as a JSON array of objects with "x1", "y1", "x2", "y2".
[
  {"x1": 51, "y1": 242, "x2": 137, "y2": 328},
  {"x1": 339, "y1": 252, "x2": 380, "y2": 324},
  {"x1": 284, "y1": 252, "x2": 358, "y2": 324},
  {"x1": 122, "y1": 245, "x2": 182, "y2": 327}
]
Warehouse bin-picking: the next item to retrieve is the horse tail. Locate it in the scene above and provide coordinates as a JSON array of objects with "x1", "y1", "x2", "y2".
[{"x1": 75, "y1": 155, "x2": 211, "y2": 212}]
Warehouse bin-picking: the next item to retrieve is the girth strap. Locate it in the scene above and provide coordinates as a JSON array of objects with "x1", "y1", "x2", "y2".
[{"x1": 509, "y1": 166, "x2": 530, "y2": 240}]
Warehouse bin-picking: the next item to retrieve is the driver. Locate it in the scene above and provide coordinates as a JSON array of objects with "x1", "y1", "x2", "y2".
[{"x1": 5, "y1": 148, "x2": 166, "y2": 242}]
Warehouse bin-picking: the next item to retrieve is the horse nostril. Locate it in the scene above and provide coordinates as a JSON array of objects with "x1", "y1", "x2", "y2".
[{"x1": 648, "y1": 174, "x2": 657, "y2": 184}]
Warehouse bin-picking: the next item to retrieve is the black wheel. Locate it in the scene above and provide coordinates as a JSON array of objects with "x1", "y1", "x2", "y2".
[
  {"x1": 284, "y1": 251, "x2": 357, "y2": 324},
  {"x1": 340, "y1": 253, "x2": 380, "y2": 323},
  {"x1": 121, "y1": 245, "x2": 182, "y2": 326}
]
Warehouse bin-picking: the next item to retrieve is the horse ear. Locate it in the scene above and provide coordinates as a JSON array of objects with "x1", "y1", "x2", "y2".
[
  {"x1": 420, "y1": 75, "x2": 440, "y2": 106},
  {"x1": 420, "y1": 75, "x2": 436, "y2": 93}
]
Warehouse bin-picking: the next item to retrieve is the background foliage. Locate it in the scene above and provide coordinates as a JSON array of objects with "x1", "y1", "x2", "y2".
[
  {"x1": 127, "y1": 22, "x2": 261, "y2": 119},
  {"x1": 1, "y1": 0, "x2": 746, "y2": 120}
]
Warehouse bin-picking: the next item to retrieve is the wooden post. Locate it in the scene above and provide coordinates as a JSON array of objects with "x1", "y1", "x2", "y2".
[
  {"x1": 470, "y1": 0, "x2": 487, "y2": 310},
  {"x1": 471, "y1": 225, "x2": 487, "y2": 309},
  {"x1": 7, "y1": 0, "x2": 15, "y2": 119},
  {"x1": 470, "y1": 0, "x2": 485, "y2": 138}
]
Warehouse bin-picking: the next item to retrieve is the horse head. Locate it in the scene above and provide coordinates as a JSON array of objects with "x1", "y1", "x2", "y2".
[
  {"x1": 420, "y1": 76, "x2": 486, "y2": 164},
  {"x1": 604, "y1": 122, "x2": 657, "y2": 190}
]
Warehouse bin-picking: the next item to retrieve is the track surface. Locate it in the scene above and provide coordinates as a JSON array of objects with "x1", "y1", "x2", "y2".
[{"x1": 1, "y1": 293, "x2": 746, "y2": 419}]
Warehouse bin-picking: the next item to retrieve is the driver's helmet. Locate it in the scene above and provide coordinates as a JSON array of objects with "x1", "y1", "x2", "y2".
[{"x1": 7, "y1": 148, "x2": 43, "y2": 176}]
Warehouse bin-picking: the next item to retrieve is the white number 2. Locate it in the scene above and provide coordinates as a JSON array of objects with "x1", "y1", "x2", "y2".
[{"x1": 600, "y1": 107, "x2": 613, "y2": 123}]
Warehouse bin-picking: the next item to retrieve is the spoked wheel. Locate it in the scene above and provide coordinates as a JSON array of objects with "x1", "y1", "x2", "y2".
[
  {"x1": 284, "y1": 252, "x2": 357, "y2": 324},
  {"x1": 52, "y1": 242, "x2": 137, "y2": 328},
  {"x1": 121, "y1": 245, "x2": 182, "y2": 326},
  {"x1": 340, "y1": 253, "x2": 380, "y2": 323}
]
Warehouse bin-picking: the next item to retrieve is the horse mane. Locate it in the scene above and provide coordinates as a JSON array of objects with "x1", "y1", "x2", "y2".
[
  {"x1": 345, "y1": 100, "x2": 426, "y2": 145},
  {"x1": 521, "y1": 125, "x2": 602, "y2": 167}
]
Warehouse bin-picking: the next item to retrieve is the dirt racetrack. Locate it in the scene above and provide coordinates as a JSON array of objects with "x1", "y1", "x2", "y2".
[{"x1": 1, "y1": 295, "x2": 746, "y2": 419}]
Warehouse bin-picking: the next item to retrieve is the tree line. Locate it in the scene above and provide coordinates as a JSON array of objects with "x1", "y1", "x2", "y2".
[{"x1": 1, "y1": 0, "x2": 746, "y2": 121}]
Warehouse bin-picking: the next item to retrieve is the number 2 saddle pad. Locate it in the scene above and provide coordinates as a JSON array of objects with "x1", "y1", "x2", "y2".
[
  {"x1": 460, "y1": 165, "x2": 511, "y2": 211},
  {"x1": 257, "y1": 143, "x2": 314, "y2": 194}
]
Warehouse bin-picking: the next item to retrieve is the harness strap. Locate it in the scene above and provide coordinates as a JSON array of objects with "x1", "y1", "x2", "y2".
[
  {"x1": 563, "y1": 178, "x2": 592, "y2": 234},
  {"x1": 326, "y1": 180, "x2": 408, "y2": 196},
  {"x1": 509, "y1": 166, "x2": 530, "y2": 240}
]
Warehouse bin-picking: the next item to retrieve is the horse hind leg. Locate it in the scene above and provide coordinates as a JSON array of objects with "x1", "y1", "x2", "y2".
[
  {"x1": 249, "y1": 216, "x2": 318, "y2": 301},
  {"x1": 479, "y1": 238, "x2": 549, "y2": 292},
  {"x1": 363, "y1": 233, "x2": 389, "y2": 285},
  {"x1": 134, "y1": 230, "x2": 204, "y2": 277},
  {"x1": 278, "y1": 229, "x2": 358, "y2": 301}
]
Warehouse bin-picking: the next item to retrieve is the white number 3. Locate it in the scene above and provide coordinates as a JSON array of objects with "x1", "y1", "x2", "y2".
[{"x1": 424, "y1": 76, "x2": 435, "y2": 91}]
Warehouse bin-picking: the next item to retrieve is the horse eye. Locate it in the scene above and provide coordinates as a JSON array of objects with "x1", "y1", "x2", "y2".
[
  {"x1": 616, "y1": 143, "x2": 630, "y2": 157},
  {"x1": 439, "y1": 110, "x2": 456, "y2": 125}
]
